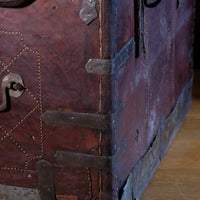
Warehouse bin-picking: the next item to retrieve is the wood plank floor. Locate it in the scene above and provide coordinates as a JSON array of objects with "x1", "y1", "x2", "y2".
[{"x1": 140, "y1": 71, "x2": 200, "y2": 200}]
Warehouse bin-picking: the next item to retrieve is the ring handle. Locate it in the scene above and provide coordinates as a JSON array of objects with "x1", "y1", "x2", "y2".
[
  {"x1": 144, "y1": 0, "x2": 162, "y2": 8},
  {"x1": 0, "y1": 0, "x2": 29, "y2": 8},
  {"x1": 0, "y1": 73, "x2": 25, "y2": 112}
]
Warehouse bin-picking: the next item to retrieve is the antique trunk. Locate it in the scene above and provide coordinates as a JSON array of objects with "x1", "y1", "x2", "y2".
[{"x1": 0, "y1": 0, "x2": 194, "y2": 200}]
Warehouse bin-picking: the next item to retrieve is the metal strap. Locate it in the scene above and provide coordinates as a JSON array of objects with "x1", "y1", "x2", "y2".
[
  {"x1": 54, "y1": 138, "x2": 127, "y2": 170},
  {"x1": 36, "y1": 160, "x2": 56, "y2": 200},
  {"x1": 42, "y1": 101, "x2": 124, "y2": 130},
  {"x1": 85, "y1": 38, "x2": 134, "y2": 75}
]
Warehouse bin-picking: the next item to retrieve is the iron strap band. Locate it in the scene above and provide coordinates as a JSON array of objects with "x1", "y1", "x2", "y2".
[
  {"x1": 36, "y1": 160, "x2": 56, "y2": 200},
  {"x1": 54, "y1": 138, "x2": 127, "y2": 170},
  {"x1": 41, "y1": 101, "x2": 124, "y2": 130},
  {"x1": 85, "y1": 38, "x2": 134, "y2": 75}
]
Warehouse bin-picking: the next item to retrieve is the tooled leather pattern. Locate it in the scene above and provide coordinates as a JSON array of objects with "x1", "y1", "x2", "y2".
[{"x1": 0, "y1": 30, "x2": 43, "y2": 172}]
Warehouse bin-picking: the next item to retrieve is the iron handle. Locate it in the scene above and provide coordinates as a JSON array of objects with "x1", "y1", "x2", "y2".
[
  {"x1": 177, "y1": 0, "x2": 183, "y2": 8},
  {"x1": 144, "y1": 0, "x2": 162, "y2": 8},
  {"x1": 0, "y1": 0, "x2": 30, "y2": 7},
  {"x1": 0, "y1": 73, "x2": 25, "y2": 111}
]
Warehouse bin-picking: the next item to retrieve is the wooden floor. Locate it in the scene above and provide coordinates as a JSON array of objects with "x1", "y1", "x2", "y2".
[{"x1": 140, "y1": 71, "x2": 200, "y2": 200}]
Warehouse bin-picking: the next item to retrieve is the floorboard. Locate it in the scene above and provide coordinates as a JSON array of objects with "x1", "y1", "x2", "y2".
[{"x1": 140, "y1": 70, "x2": 200, "y2": 200}]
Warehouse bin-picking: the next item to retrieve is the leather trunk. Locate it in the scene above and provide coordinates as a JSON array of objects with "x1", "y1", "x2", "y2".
[{"x1": 0, "y1": 0, "x2": 194, "y2": 199}]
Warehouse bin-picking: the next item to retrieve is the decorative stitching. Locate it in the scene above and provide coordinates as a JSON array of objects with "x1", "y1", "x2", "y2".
[
  {"x1": 0, "y1": 30, "x2": 26, "y2": 73},
  {"x1": 0, "y1": 30, "x2": 40, "y2": 105},
  {"x1": 87, "y1": 168, "x2": 93, "y2": 199},
  {"x1": 0, "y1": 60, "x2": 6, "y2": 67},
  {"x1": 0, "y1": 103, "x2": 40, "y2": 160},
  {"x1": 0, "y1": 125, "x2": 7, "y2": 136},
  {"x1": 7, "y1": 104, "x2": 40, "y2": 137},
  {"x1": 0, "y1": 47, "x2": 28, "y2": 75},
  {"x1": 0, "y1": 30, "x2": 43, "y2": 172},
  {"x1": 24, "y1": 155, "x2": 42, "y2": 170},
  {"x1": 0, "y1": 30, "x2": 26, "y2": 48},
  {"x1": 25, "y1": 88, "x2": 39, "y2": 104},
  {"x1": 24, "y1": 49, "x2": 44, "y2": 169},
  {"x1": 0, "y1": 166, "x2": 25, "y2": 173},
  {"x1": 9, "y1": 136, "x2": 29, "y2": 157},
  {"x1": 37, "y1": 50, "x2": 44, "y2": 155},
  {"x1": 0, "y1": 103, "x2": 41, "y2": 170}
]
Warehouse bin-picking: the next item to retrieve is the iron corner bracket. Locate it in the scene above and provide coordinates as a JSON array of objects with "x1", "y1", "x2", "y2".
[{"x1": 85, "y1": 38, "x2": 135, "y2": 75}]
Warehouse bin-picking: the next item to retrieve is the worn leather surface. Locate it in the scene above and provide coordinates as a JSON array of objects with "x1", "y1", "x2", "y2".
[
  {"x1": 0, "y1": 0, "x2": 194, "y2": 199},
  {"x1": 0, "y1": 0, "x2": 101, "y2": 199},
  {"x1": 113, "y1": 0, "x2": 194, "y2": 195}
]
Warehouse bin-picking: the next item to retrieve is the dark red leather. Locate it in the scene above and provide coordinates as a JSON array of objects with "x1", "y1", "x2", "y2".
[{"x1": 0, "y1": 0, "x2": 194, "y2": 199}]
